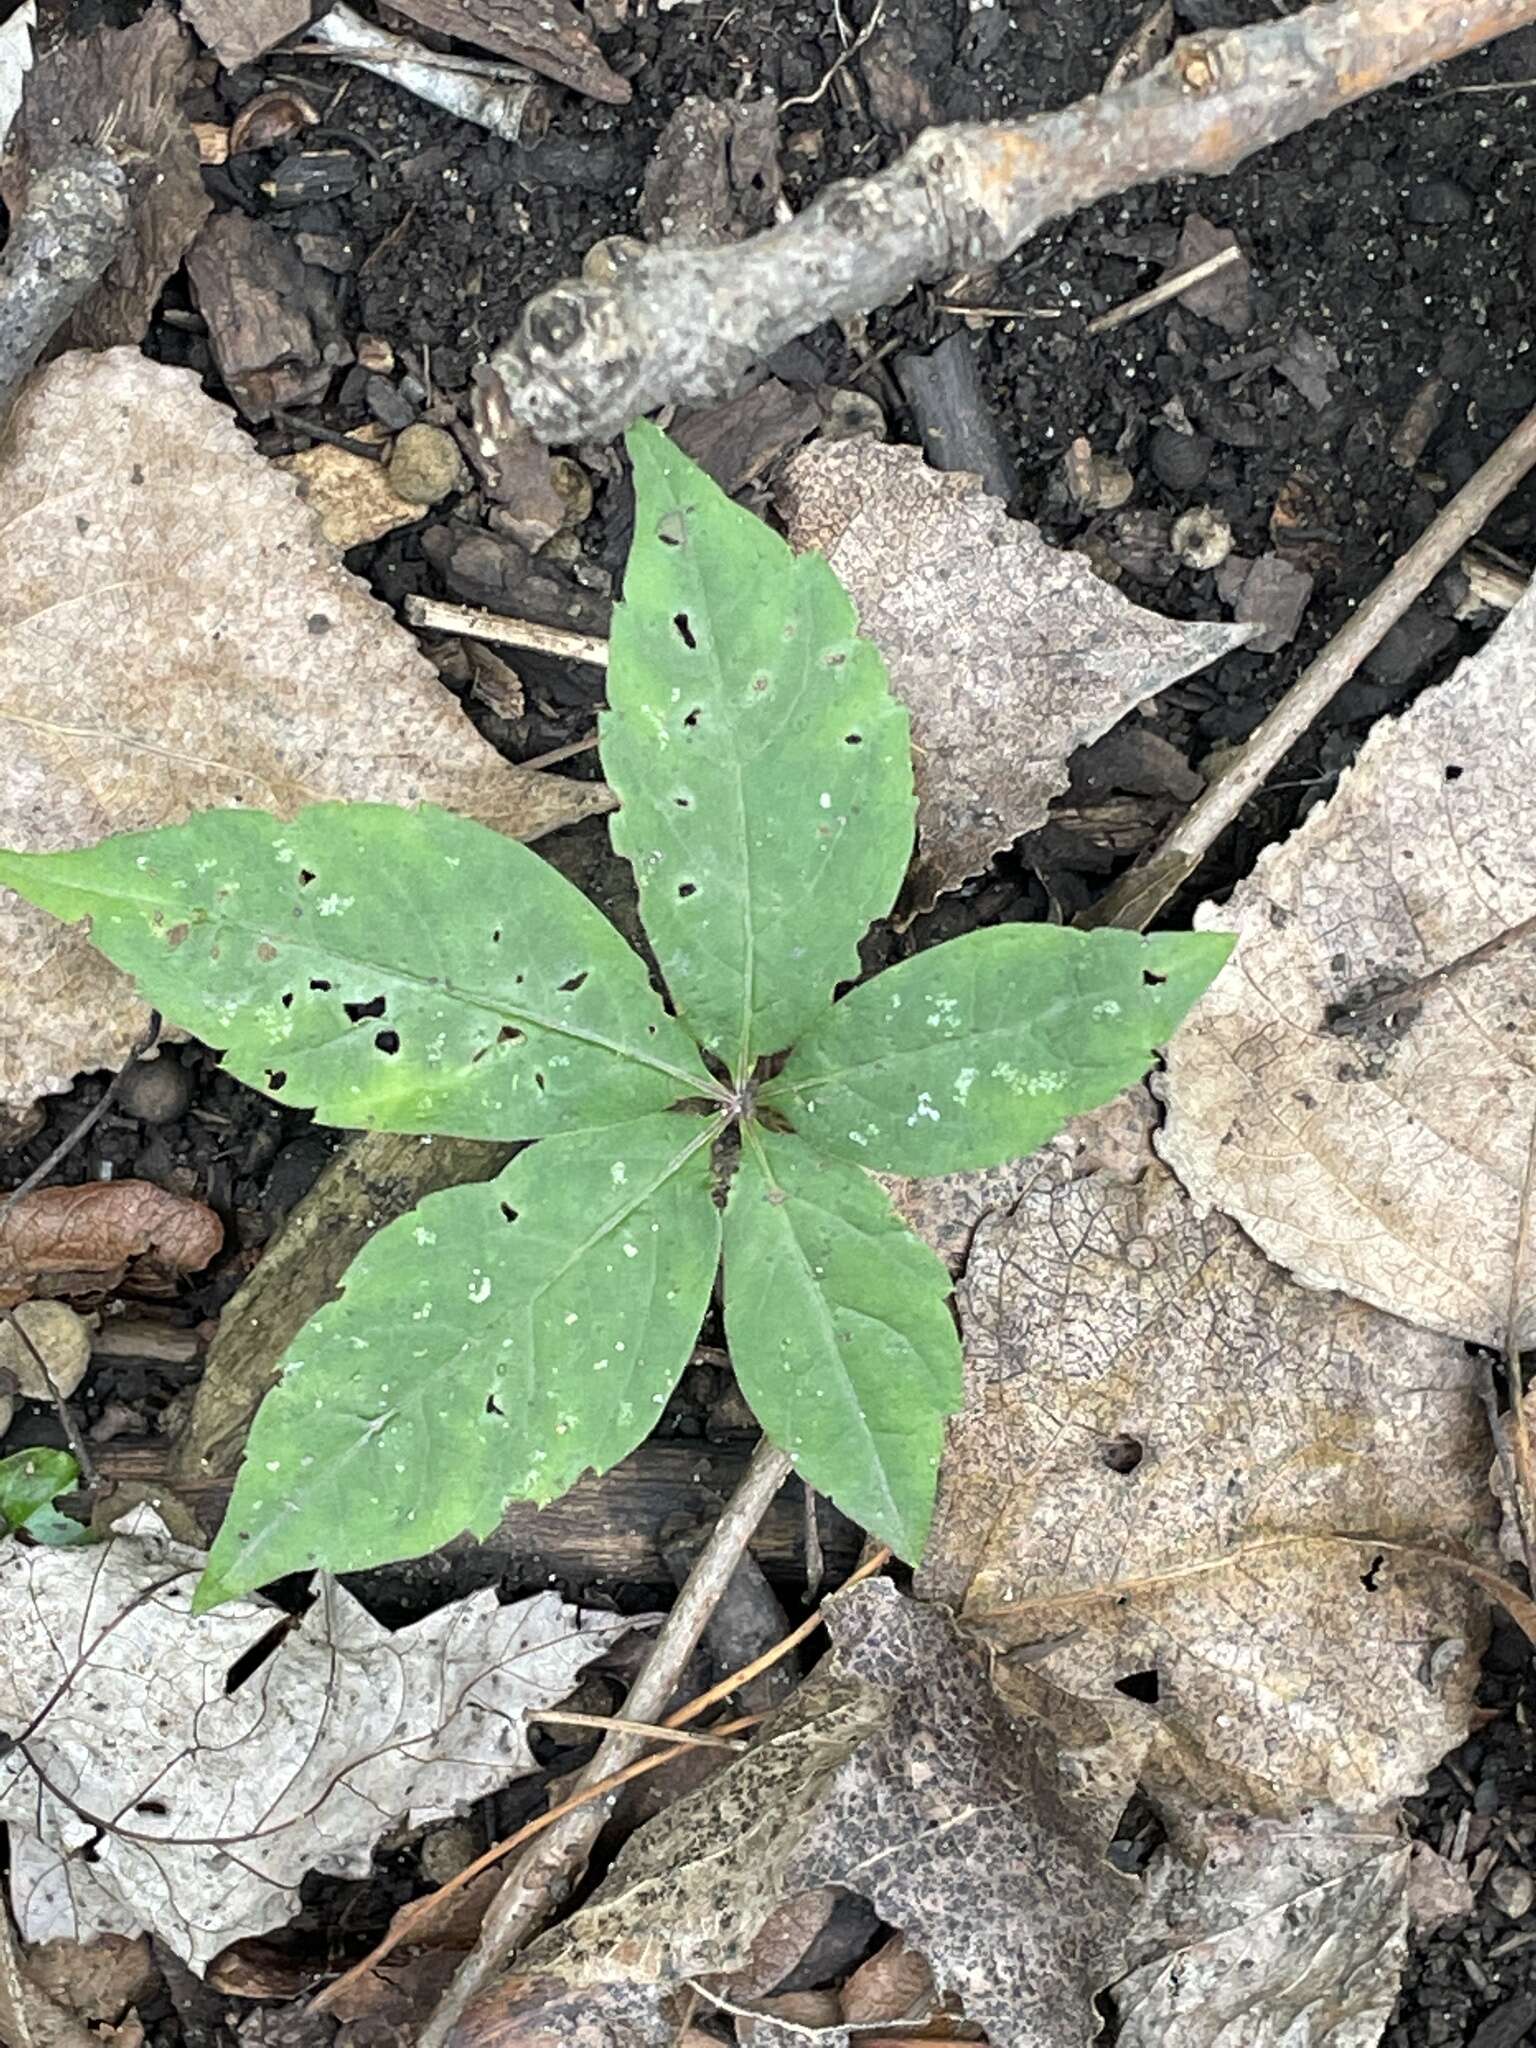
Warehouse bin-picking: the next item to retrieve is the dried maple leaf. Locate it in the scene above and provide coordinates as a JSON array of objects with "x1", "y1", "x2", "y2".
[
  {"x1": 1158, "y1": 581, "x2": 1536, "y2": 1346},
  {"x1": 0, "y1": 1507, "x2": 641, "y2": 1971},
  {"x1": 777, "y1": 441, "x2": 1246, "y2": 916},
  {"x1": 0, "y1": 5, "x2": 209, "y2": 353},
  {"x1": 0, "y1": 349, "x2": 609, "y2": 1116},
  {"x1": 0, "y1": 1182, "x2": 222, "y2": 1308},
  {"x1": 917, "y1": 1154, "x2": 1496, "y2": 1817},
  {"x1": 487, "y1": 1582, "x2": 1132, "y2": 2048}
]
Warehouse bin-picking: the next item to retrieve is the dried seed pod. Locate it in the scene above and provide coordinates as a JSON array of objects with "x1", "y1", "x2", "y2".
[{"x1": 230, "y1": 89, "x2": 320, "y2": 155}]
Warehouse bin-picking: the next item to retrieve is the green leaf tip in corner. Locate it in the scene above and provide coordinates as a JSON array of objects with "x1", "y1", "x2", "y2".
[
  {"x1": 764, "y1": 924, "x2": 1235, "y2": 1176},
  {"x1": 0, "y1": 1448, "x2": 87, "y2": 1544},
  {"x1": 602, "y1": 418, "x2": 916, "y2": 1079},
  {"x1": 0, "y1": 803, "x2": 716, "y2": 1141},
  {"x1": 724, "y1": 1128, "x2": 961, "y2": 1562},
  {"x1": 194, "y1": 1111, "x2": 723, "y2": 1611}
]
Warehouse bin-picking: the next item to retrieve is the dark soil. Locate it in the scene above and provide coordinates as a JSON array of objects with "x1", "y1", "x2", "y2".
[{"x1": 9, "y1": 0, "x2": 1536, "y2": 2040}]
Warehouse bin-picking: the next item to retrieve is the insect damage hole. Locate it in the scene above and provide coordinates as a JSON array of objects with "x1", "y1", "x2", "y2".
[
  {"x1": 345, "y1": 994, "x2": 387, "y2": 1022},
  {"x1": 297, "y1": 868, "x2": 316, "y2": 887},
  {"x1": 1360, "y1": 1553, "x2": 1386, "y2": 1592},
  {"x1": 673, "y1": 612, "x2": 697, "y2": 650},
  {"x1": 657, "y1": 510, "x2": 687, "y2": 547},
  {"x1": 558, "y1": 970, "x2": 589, "y2": 993},
  {"x1": 844, "y1": 731, "x2": 863, "y2": 745},
  {"x1": 1142, "y1": 969, "x2": 1167, "y2": 987},
  {"x1": 1445, "y1": 764, "x2": 1464, "y2": 781},
  {"x1": 500, "y1": 1202, "x2": 519, "y2": 1223},
  {"x1": 683, "y1": 707, "x2": 702, "y2": 729},
  {"x1": 1114, "y1": 1668, "x2": 1161, "y2": 1704},
  {"x1": 374, "y1": 1029, "x2": 400, "y2": 1055},
  {"x1": 678, "y1": 882, "x2": 698, "y2": 899},
  {"x1": 1100, "y1": 1435, "x2": 1144, "y2": 1474}
]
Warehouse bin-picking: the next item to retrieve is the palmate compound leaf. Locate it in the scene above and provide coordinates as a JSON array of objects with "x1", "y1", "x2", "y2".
[
  {"x1": 761, "y1": 925, "x2": 1233, "y2": 1176},
  {"x1": 0, "y1": 803, "x2": 716, "y2": 1141},
  {"x1": 602, "y1": 420, "x2": 915, "y2": 1078},
  {"x1": 197, "y1": 1112, "x2": 722, "y2": 1609},
  {"x1": 724, "y1": 1129, "x2": 962, "y2": 1560}
]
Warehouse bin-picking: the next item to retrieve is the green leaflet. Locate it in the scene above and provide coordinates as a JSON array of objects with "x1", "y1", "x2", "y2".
[
  {"x1": 724, "y1": 1129, "x2": 961, "y2": 1562},
  {"x1": 763, "y1": 925, "x2": 1233, "y2": 1175},
  {"x1": 0, "y1": 1448, "x2": 86, "y2": 1542},
  {"x1": 196, "y1": 1113, "x2": 722, "y2": 1609},
  {"x1": 0, "y1": 804, "x2": 716, "y2": 1140},
  {"x1": 603, "y1": 420, "x2": 915, "y2": 1078}
]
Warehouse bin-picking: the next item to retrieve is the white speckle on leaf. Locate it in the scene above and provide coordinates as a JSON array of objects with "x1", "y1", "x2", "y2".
[
  {"x1": 1093, "y1": 999, "x2": 1122, "y2": 1018},
  {"x1": 623, "y1": 1243, "x2": 638, "y2": 1258},
  {"x1": 564, "y1": 1311, "x2": 579, "y2": 1325},
  {"x1": 819, "y1": 792, "x2": 831, "y2": 808},
  {"x1": 953, "y1": 1067, "x2": 978, "y2": 1103},
  {"x1": 413, "y1": 1226, "x2": 437, "y2": 1246},
  {"x1": 847, "y1": 1129, "x2": 868, "y2": 1146},
  {"x1": 906, "y1": 1092, "x2": 941, "y2": 1126},
  {"x1": 468, "y1": 1274, "x2": 492, "y2": 1304},
  {"x1": 317, "y1": 893, "x2": 354, "y2": 916},
  {"x1": 611, "y1": 1162, "x2": 626, "y2": 1185}
]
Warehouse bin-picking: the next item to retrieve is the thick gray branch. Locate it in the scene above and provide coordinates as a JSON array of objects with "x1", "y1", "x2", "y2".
[
  {"x1": 491, "y1": 0, "x2": 1536, "y2": 443},
  {"x1": 0, "y1": 148, "x2": 128, "y2": 427}
]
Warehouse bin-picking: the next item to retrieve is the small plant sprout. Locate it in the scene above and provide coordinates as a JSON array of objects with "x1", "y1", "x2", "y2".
[{"x1": 0, "y1": 424, "x2": 1231, "y2": 1606}]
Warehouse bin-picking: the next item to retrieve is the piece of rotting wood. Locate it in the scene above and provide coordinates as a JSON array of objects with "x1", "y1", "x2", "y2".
[{"x1": 0, "y1": 149, "x2": 127, "y2": 427}]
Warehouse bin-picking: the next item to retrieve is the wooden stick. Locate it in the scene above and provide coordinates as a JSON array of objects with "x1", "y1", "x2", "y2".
[
  {"x1": 1084, "y1": 243, "x2": 1241, "y2": 335},
  {"x1": 488, "y1": 0, "x2": 1536, "y2": 442},
  {"x1": 404, "y1": 594, "x2": 610, "y2": 669},
  {"x1": 527, "y1": 1709, "x2": 748, "y2": 1752},
  {"x1": 0, "y1": 149, "x2": 127, "y2": 427},
  {"x1": 417, "y1": 1439, "x2": 797, "y2": 2046},
  {"x1": 1080, "y1": 397, "x2": 1536, "y2": 932}
]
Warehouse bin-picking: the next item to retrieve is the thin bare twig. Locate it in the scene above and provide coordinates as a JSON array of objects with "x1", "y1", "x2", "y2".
[
  {"x1": 1084, "y1": 243, "x2": 1242, "y2": 335},
  {"x1": 1081, "y1": 398, "x2": 1536, "y2": 932},
  {"x1": 0, "y1": 1308, "x2": 96, "y2": 1490},
  {"x1": 0, "y1": 1012, "x2": 162, "y2": 1226},
  {"x1": 782, "y1": 0, "x2": 887, "y2": 111},
  {"x1": 528, "y1": 1708, "x2": 748, "y2": 1751},
  {"x1": 518, "y1": 733, "x2": 601, "y2": 772},
  {"x1": 488, "y1": 0, "x2": 1536, "y2": 442},
  {"x1": 416, "y1": 1439, "x2": 796, "y2": 2045},
  {"x1": 1502, "y1": 1115, "x2": 1536, "y2": 1577},
  {"x1": 404, "y1": 594, "x2": 610, "y2": 669},
  {"x1": 1328, "y1": 911, "x2": 1536, "y2": 1031}
]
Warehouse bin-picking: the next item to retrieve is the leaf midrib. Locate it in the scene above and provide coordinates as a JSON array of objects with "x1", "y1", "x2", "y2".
[{"x1": 83, "y1": 884, "x2": 722, "y2": 1101}]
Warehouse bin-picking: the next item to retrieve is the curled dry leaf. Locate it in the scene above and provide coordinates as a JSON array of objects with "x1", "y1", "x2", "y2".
[
  {"x1": 483, "y1": 1582, "x2": 1132, "y2": 2048},
  {"x1": 777, "y1": 441, "x2": 1246, "y2": 916},
  {"x1": 0, "y1": 4, "x2": 209, "y2": 352},
  {"x1": 0, "y1": 1302, "x2": 94, "y2": 1444},
  {"x1": 0, "y1": 1183, "x2": 221, "y2": 1308},
  {"x1": 0, "y1": 1506, "x2": 642, "y2": 1971},
  {"x1": 918, "y1": 1155, "x2": 1496, "y2": 1817},
  {"x1": 1111, "y1": 1814, "x2": 1428, "y2": 2048},
  {"x1": 0, "y1": 349, "x2": 609, "y2": 1117},
  {"x1": 1158, "y1": 580, "x2": 1536, "y2": 1347}
]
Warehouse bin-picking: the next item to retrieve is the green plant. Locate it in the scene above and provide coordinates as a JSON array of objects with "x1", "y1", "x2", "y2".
[
  {"x1": 0, "y1": 1448, "x2": 89, "y2": 1543},
  {"x1": 0, "y1": 424, "x2": 1230, "y2": 1607}
]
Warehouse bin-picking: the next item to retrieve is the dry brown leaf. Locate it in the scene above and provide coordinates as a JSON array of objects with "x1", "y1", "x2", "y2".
[
  {"x1": 0, "y1": 5, "x2": 209, "y2": 352},
  {"x1": 918, "y1": 1154, "x2": 1496, "y2": 1817},
  {"x1": 1111, "y1": 1814, "x2": 1421, "y2": 2047},
  {"x1": 0, "y1": 1506, "x2": 641, "y2": 1971},
  {"x1": 504, "y1": 1583, "x2": 1132, "y2": 2048},
  {"x1": 0, "y1": 348, "x2": 609, "y2": 1116},
  {"x1": 382, "y1": 0, "x2": 631, "y2": 103},
  {"x1": 777, "y1": 441, "x2": 1246, "y2": 915},
  {"x1": 0, "y1": 1183, "x2": 222, "y2": 1308},
  {"x1": 839, "y1": 1937, "x2": 935, "y2": 2027},
  {"x1": 0, "y1": 1302, "x2": 94, "y2": 1442},
  {"x1": 1158, "y1": 582, "x2": 1536, "y2": 1347}
]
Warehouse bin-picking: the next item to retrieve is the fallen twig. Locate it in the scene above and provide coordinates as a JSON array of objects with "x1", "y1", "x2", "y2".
[
  {"x1": 417, "y1": 1437, "x2": 797, "y2": 2045},
  {"x1": 0, "y1": 147, "x2": 127, "y2": 426},
  {"x1": 1084, "y1": 243, "x2": 1242, "y2": 336},
  {"x1": 528, "y1": 1708, "x2": 748, "y2": 1751},
  {"x1": 405, "y1": 593, "x2": 610, "y2": 668},
  {"x1": 1081, "y1": 398, "x2": 1536, "y2": 932},
  {"x1": 0, "y1": 1011, "x2": 161, "y2": 1227},
  {"x1": 487, "y1": 0, "x2": 1536, "y2": 442}
]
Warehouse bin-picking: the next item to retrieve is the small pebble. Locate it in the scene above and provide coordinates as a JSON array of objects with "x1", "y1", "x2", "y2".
[
  {"x1": 1490, "y1": 1866, "x2": 1535, "y2": 1920},
  {"x1": 1171, "y1": 505, "x2": 1233, "y2": 571},
  {"x1": 387, "y1": 423, "x2": 465, "y2": 506},
  {"x1": 1405, "y1": 176, "x2": 1474, "y2": 228},
  {"x1": 580, "y1": 234, "x2": 644, "y2": 285},
  {"x1": 1148, "y1": 426, "x2": 1213, "y2": 491},
  {"x1": 118, "y1": 1055, "x2": 194, "y2": 1125},
  {"x1": 365, "y1": 375, "x2": 416, "y2": 433}
]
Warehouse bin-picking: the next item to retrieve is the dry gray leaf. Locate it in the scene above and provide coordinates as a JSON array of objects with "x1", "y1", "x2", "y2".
[
  {"x1": 918, "y1": 1155, "x2": 1495, "y2": 1817},
  {"x1": 777, "y1": 441, "x2": 1246, "y2": 915},
  {"x1": 0, "y1": 348, "x2": 609, "y2": 1117},
  {"x1": 0, "y1": 5, "x2": 209, "y2": 352},
  {"x1": 181, "y1": 0, "x2": 312, "y2": 68},
  {"x1": 1158, "y1": 579, "x2": 1536, "y2": 1346},
  {"x1": 1111, "y1": 1814, "x2": 1420, "y2": 2048},
  {"x1": 0, "y1": 1506, "x2": 638, "y2": 1971},
  {"x1": 507, "y1": 1582, "x2": 1132, "y2": 2048}
]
